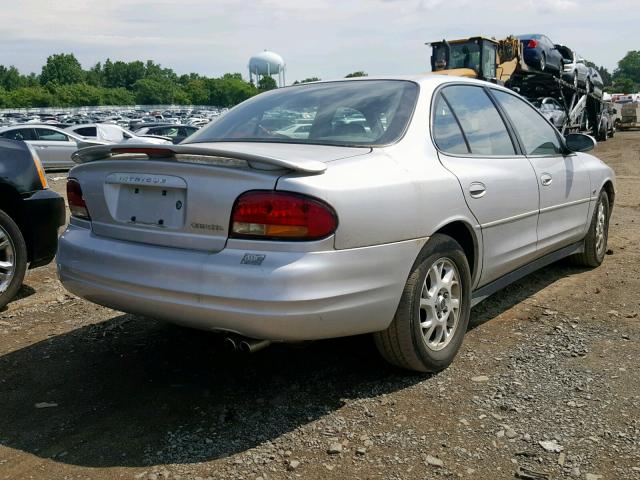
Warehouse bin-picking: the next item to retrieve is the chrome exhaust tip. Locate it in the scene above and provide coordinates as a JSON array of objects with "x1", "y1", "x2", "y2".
[
  {"x1": 223, "y1": 336, "x2": 239, "y2": 351},
  {"x1": 239, "y1": 338, "x2": 272, "y2": 354}
]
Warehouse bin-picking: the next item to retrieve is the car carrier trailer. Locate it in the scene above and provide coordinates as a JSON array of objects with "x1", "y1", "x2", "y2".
[{"x1": 429, "y1": 36, "x2": 609, "y2": 139}]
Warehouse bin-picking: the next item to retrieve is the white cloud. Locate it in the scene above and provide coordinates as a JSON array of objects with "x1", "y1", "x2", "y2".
[{"x1": 0, "y1": 0, "x2": 636, "y2": 80}]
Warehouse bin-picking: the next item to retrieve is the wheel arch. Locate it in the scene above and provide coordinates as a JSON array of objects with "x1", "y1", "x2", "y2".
[
  {"x1": 432, "y1": 220, "x2": 480, "y2": 284},
  {"x1": 602, "y1": 180, "x2": 615, "y2": 208}
]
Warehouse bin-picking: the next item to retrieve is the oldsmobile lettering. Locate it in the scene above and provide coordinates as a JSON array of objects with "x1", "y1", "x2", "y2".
[{"x1": 191, "y1": 222, "x2": 224, "y2": 232}]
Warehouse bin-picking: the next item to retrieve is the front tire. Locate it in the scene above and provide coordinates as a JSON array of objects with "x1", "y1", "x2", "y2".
[
  {"x1": 571, "y1": 190, "x2": 610, "y2": 267},
  {"x1": 374, "y1": 234, "x2": 471, "y2": 373},
  {"x1": 0, "y1": 209, "x2": 27, "y2": 309}
]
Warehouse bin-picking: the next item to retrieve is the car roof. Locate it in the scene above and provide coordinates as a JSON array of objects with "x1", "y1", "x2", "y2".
[
  {"x1": 278, "y1": 74, "x2": 521, "y2": 97},
  {"x1": 0, "y1": 124, "x2": 67, "y2": 133},
  {"x1": 516, "y1": 34, "x2": 543, "y2": 39}
]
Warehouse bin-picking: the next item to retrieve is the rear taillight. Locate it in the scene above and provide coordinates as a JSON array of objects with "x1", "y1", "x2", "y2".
[
  {"x1": 66, "y1": 178, "x2": 90, "y2": 220},
  {"x1": 527, "y1": 39, "x2": 538, "y2": 48},
  {"x1": 230, "y1": 191, "x2": 337, "y2": 241}
]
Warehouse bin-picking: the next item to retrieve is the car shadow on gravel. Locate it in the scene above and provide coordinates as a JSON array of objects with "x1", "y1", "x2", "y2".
[
  {"x1": 0, "y1": 314, "x2": 422, "y2": 468},
  {"x1": 470, "y1": 260, "x2": 589, "y2": 327},
  {"x1": 0, "y1": 261, "x2": 588, "y2": 468}
]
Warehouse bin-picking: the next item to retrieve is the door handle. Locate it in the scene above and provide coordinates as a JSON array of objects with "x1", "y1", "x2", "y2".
[
  {"x1": 540, "y1": 173, "x2": 553, "y2": 186},
  {"x1": 469, "y1": 182, "x2": 486, "y2": 199}
]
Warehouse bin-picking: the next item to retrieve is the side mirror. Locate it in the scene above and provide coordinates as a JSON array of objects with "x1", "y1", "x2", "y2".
[{"x1": 565, "y1": 133, "x2": 596, "y2": 153}]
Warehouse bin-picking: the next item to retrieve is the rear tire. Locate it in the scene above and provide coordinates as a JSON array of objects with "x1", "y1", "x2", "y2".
[
  {"x1": 0, "y1": 209, "x2": 27, "y2": 309},
  {"x1": 373, "y1": 234, "x2": 471, "y2": 373},
  {"x1": 571, "y1": 190, "x2": 609, "y2": 267}
]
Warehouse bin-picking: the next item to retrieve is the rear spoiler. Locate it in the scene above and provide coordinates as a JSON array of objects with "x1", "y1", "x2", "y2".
[{"x1": 72, "y1": 143, "x2": 327, "y2": 174}]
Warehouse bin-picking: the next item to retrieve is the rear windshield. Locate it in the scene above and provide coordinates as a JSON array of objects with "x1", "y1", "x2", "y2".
[{"x1": 185, "y1": 80, "x2": 419, "y2": 147}]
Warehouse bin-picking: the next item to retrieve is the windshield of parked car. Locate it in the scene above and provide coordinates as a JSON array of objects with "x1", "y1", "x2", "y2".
[{"x1": 185, "y1": 80, "x2": 419, "y2": 147}]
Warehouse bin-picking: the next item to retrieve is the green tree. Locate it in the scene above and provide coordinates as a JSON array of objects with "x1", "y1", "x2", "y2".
[
  {"x1": 345, "y1": 71, "x2": 368, "y2": 78},
  {"x1": 611, "y1": 77, "x2": 636, "y2": 93},
  {"x1": 258, "y1": 75, "x2": 277, "y2": 91},
  {"x1": 101, "y1": 87, "x2": 135, "y2": 106},
  {"x1": 6, "y1": 86, "x2": 53, "y2": 107},
  {"x1": 614, "y1": 51, "x2": 640, "y2": 85},
  {"x1": 293, "y1": 77, "x2": 321, "y2": 84},
  {"x1": 50, "y1": 83, "x2": 103, "y2": 107},
  {"x1": 40, "y1": 53, "x2": 84, "y2": 85},
  {"x1": 86, "y1": 62, "x2": 104, "y2": 87},
  {"x1": 0, "y1": 66, "x2": 25, "y2": 90},
  {"x1": 133, "y1": 78, "x2": 187, "y2": 104}
]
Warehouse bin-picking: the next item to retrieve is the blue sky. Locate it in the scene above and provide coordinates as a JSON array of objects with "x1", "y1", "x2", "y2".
[{"x1": 1, "y1": 0, "x2": 637, "y2": 83}]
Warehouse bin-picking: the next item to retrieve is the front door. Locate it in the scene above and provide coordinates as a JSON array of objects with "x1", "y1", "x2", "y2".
[{"x1": 491, "y1": 90, "x2": 591, "y2": 255}]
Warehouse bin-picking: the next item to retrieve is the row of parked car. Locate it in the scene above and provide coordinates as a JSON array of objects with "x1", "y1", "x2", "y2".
[
  {"x1": 517, "y1": 34, "x2": 604, "y2": 96},
  {"x1": 0, "y1": 122, "x2": 201, "y2": 169}
]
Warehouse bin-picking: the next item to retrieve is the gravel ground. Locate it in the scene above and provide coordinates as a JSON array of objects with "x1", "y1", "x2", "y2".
[{"x1": 0, "y1": 132, "x2": 638, "y2": 480}]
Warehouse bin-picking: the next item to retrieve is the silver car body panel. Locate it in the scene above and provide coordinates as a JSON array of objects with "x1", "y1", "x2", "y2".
[
  {"x1": 57, "y1": 75, "x2": 615, "y2": 341},
  {"x1": 437, "y1": 151, "x2": 540, "y2": 285},
  {"x1": 58, "y1": 223, "x2": 427, "y2": 340},
  {"x1": 527, "y1": 153, "x2": 592, "y2": 256}
]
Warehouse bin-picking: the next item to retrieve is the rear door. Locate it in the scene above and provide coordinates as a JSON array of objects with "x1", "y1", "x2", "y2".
[
  {"x1": 32, "y1": 128, "x2": 77, "y2": 168},
  {"x1": 491, "y1": 89, "x2": 591, "y2": 255},
  {"x1": 432, "y1": 84, "x2": 540, "y2": 286}
]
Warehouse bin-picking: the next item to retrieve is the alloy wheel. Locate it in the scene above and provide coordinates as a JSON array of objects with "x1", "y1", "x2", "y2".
[
  {"x1": 0, "y1": 226, "x2": 15, "y2": 293},
  {"x1": 595, "y1": 201, "x2": 606, "y2": 258},
  {"x1": 418, "y1": 258, "x2": 461, "y2": 351}
]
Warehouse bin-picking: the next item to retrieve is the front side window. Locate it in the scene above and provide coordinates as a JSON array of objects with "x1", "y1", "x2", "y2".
[
  {"x1": 440, "y1": 85, "x2": 515, "y2": 156},
  {"x1": 186, "y1": 80, "x2": 419, "y2": 147},
  {"x1": 492, "y1": 90, "x2": 563, "y2": 156},
  {"x1": 35, "y1": 128, "x2": 68, "y2": 142},
  {"x1": 432, "y1": 93, "x2": 468, "y2": 154}
]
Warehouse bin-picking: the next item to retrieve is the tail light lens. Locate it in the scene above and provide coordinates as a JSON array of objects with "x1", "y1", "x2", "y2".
[
  {"x1": 527, "y1": 39, "x2": 538, "y2": 48},
  {"x1": 67, "y1": 178, "x2": 90, "y2": 220},
  {"x1": 230, "y1": 191, "x2": 337, "y2": 241}
]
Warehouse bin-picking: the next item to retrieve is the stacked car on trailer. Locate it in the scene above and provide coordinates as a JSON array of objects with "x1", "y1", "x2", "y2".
[{"x1": 428, "y1": 34, "x2": 612, "y2": 140}]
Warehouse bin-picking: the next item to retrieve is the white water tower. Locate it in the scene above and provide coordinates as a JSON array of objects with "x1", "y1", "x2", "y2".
[{"x1": 248, "y1": 50, "x2": 286, "y2": 87}]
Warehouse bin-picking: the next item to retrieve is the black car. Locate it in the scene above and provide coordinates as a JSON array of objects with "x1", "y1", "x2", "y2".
[
  {"x1": 0, "y1": 139, "x2": 65, "y2": 307},
  {"x1": 516, "y1": 34, "x2": 564, "y2": 75},
  {"x1": 133, "y1": 124, "x2": 199, "y2": 144}
]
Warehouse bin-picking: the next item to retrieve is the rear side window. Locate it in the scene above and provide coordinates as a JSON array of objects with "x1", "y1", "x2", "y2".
[
  {"x1": 492, "y1": 90, "x2": 563, "y2": 156},
  {"x1": 1, "y1": 128, "x2": 36, "y2": 141},
  {"x1": 432, "y1": 94, "x2": 469, "y2": 154},
  {"x1": 75, "y1": 126, "x2": 97, "y2": 137},
  {"x1": 440, "y1": 85, "x2": 515, "y2": 156}
]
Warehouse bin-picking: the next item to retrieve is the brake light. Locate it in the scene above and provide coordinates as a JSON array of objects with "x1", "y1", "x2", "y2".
[
  {"x1": 230, "y1": 191, "x2": 337, "y2": 240},
  {"x1": 527, "y1": 39, "x2": 538, "y2": 48},
  {"x1": 66, "y1": 178, "x2": 90, "y2": 220}
]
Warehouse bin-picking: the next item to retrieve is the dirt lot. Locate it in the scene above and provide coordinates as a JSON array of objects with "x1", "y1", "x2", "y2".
[{"x1": 0, "y1": 132, "x2": 638, "y2": 480}]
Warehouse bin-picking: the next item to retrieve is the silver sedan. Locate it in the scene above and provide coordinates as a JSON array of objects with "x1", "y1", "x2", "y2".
[
  {"x1": 0, "y1": 125, "x2": 106, "y2": 169},
  {"x1": 57, "y1": 75, "x2": 615, "y2": 372}
]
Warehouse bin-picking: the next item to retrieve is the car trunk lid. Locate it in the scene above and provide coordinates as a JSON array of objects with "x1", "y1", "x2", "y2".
[{"x1": 72, "y1": 142, "x2": 369, "y2": 252}]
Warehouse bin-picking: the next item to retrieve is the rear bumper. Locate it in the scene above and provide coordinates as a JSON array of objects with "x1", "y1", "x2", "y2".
[
  {"x1": 20, "y1": 189, "x2": 66, "y2": 268},
  {"x1": 57, "y1": 224, "x2": 427, "y2": 341}
]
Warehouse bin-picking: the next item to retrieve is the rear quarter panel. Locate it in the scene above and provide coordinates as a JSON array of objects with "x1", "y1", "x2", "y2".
[{"x1": 276, "y1": 80, "x2": 478, "y2": 253}]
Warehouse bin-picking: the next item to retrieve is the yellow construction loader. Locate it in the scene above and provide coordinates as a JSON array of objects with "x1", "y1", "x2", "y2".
[{"x1": 428, "y1": 36, "x2": 522, "y2": 83}]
